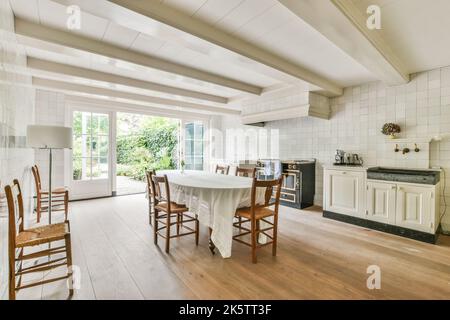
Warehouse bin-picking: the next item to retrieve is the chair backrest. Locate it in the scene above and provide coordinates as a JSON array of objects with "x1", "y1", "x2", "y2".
[
  {"x1": 5, "y1": 179, "x2": 25, "y2": 250},
  {"x1": 235, "y1": 167, "x2": 256, "y2": 178},
  {"x1": 151, "y1": 174, "x2": 171, "y2": 205},
  {"x1": 215, "y1": 164, "x2": 230, "y2": 175},
  {"x1": 249, "y1": 176, "x2": 283, "y2": 217},
  {"x1": 31, "y1": 165, "x2": 42, "y2": 192},
  {"x1": 145, "y1": 169, "x2": 156, "y2": 202}
]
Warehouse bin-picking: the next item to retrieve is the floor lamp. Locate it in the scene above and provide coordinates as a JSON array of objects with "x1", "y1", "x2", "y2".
[{"x1": 27, "y1": 125, "x2": 72, "y2": 224}]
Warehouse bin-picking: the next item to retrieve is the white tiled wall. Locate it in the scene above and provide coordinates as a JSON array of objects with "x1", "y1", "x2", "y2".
[
  {"x1": 218, "y1": 67, "x2": 450, "y2": 224},
  {"x1": 0, "y1": 1, "x2": 35, "y2": 300},
  {"x1": 34, "y1": 90, "x2": 67, "y2": 189}
]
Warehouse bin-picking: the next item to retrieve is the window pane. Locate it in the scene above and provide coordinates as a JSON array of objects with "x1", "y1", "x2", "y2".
[
  {"x1": 73, "y1": 157, "x2": 91, "y2": 181},
  {"x1": 91, "y1": 136, "x2": 99, "y2": 157},
  {"x1": 185, "y1": 139, "x2": 193, "y2": 156},
  {"x1": 194, "y1": 141, "x2": 203, "y2": 156},
  {"x1": 73, "y1": 112, "x2": 82, "y2": 136},
  {"x1": 92, "y1": 113, "x2": 109, "y2": 135},
  {"x1": 72, "y1": 135, "x2": 82, "y2": 158},
  {"x1": 194, "y1": 163, "x2": 203, "y2": 170},
  {"x1": 98, "y1": 136, "x2": 109, "y2": 157},
  {"x1": 185, "y1": 123, "x2": 194, "y2": 140},
  {"x1": 194, "y1": 124, "x2": 203, "y2": 140},
  {"x1": 82, "y1": 135, "x2": 91, "y2": 158},
  {"x1": 91, "y1": 157, "x2": 108, "y2": 179},
  {"x1": 81, "y1": 112, "x2": 91, "y2": 135}
]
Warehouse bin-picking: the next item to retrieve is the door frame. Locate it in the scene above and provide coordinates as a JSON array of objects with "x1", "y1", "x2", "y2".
[
  {"x1": 66, "y1": 104, "x2": 114, "y2": 200},
  {"x1": 66, "y1": 99, "x2": 211, "y2": 198}
]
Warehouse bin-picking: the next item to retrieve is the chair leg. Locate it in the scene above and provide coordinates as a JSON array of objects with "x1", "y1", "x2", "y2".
[
  {"x1": 148, "y1": 200, "x2": 153, "y2": 226},
  {"x1": 9, "y1": 252, "x2": 16, "y2": 300},
  {"x1": 176, "y1": 214, "x2": 180, "y2": 235},
  {"x1": 153, "y1": 210, "x2": 158, "y2": 245},
  {"x1": 272, "y1": 216, "x2": 278, "y2": 257},
  {"x1": 251, "y1": 218, "x2": 257, "y2": 264},
  {"x1": 195, "y1": 217, "x2": 199, "y2": 246},
  {"x1": 165, "y1": 212, "x2": 171, "y2": 253},
  {"x1": 36, "y1": 198, "x2": 41, "y2": 223},
  {"x1": 64, "y1": 191, "x2": 69, "y2": 221},
  {"x1": 65, "y1": 234, "x2": 74, "y2": 296}
]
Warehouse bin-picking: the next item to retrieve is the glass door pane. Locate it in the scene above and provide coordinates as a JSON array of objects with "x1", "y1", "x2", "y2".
[{"x1": 184, "y1": 122, "x2": 204, "y2": 170}]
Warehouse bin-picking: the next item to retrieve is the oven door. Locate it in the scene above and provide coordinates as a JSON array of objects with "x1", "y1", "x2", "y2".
[{"x1": 282, "y1": 172, "x2": 298, "y2": 191}]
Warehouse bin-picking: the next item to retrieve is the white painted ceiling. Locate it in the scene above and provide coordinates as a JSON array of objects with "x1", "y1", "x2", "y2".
[
  {"x1": 353, "y1": 0, "x2": 450, "y2": 74},
  {"x1": 7, "y1": 0, "x2": 450, "y2": 115}
]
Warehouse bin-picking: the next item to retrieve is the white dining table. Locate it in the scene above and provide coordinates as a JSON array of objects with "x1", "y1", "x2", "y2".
[{"x1": 157, "y1": 170, "x2": 265, "y2": 258}]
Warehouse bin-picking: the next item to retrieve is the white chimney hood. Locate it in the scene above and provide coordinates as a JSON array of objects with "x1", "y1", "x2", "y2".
[{"x1": 241, "y1": 92, "x2": 330, "y2": 125}]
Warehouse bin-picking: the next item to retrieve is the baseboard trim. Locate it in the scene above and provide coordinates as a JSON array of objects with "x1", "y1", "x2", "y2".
[{"x1": 323, "y1": 210, "x2": 439, "y2": 244}]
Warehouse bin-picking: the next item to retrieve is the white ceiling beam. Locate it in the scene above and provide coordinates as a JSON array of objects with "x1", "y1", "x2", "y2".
[
  {"x1": 279, "y1": 0, "x2": 409, "y2": 85},
  {"x1": 32, "y1": 77, "x2": 240, "y2": 116},
  {"x1": 15, "y1": 18, "x2": 262, "y2": 95},
  {"x1": 105, "y1": 0, "x2": 342, "y2": 97},
  {"x1": 27, "y1": 57, "x2": 228, "y2": 104},
  {"x1": 65, "y1": 95, "x2": 211, "y2": 121}
]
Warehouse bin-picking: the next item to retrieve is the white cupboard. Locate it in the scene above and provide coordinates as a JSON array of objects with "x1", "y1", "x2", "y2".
[
  {"x1": 366, "y1": 181, "x2": 397, "y2": 225},
  {"x1": 324, "y1": 169, "x2": 365, "y2": 217},
  {"x1": 395, "y1": 184, "x2": 435, "y2": 233},
  {"x1": 324, "y1": 167, "x2": 441, "y2": 236}
]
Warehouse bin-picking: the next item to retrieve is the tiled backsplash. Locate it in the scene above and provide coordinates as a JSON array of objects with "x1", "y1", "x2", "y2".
[
  {"x1": 0, "y1": 1, "x2": 35, "y2": 299},
  {"x1": 34, "y1": 90, "x2": 67, "y2": 189},
  {"x1": 217, "y1": 66, "x2": 450, "y2": 214}
]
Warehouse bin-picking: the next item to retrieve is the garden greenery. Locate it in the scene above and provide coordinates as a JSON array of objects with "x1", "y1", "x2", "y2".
[{"x1": 116, "y1": 116, "x2": 178, "y2": 181}]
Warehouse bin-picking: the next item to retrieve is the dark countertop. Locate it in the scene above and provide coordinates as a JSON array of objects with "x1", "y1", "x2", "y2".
[{"x1": 367, "y1": 167, "x2": 440, "y2": 185}]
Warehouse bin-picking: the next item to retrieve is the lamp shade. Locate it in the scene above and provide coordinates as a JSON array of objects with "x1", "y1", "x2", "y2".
[{"x1": 27, "y1": 125, "x2": 73, "y2": 149}]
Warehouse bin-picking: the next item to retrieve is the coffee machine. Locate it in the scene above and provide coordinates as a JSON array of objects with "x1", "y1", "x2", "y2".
[
  {"x1": 334, "y1": 150, "x2": 363, "y2": 166},
  {"x1": 335, "y1": 149, "x2": 345, "y2": 164}
]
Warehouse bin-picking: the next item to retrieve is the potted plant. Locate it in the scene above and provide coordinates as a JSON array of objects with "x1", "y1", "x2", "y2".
[{"x1": 381, "y1": 123, "x2": 401, "y2": 139}]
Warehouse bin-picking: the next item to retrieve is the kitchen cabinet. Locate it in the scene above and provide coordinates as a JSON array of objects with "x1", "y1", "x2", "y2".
[
  {"x1": 366, "y1": 181, "x2": 397, "y2": 225},
  {"x1": 324, "y1": 169, "x2": 365, "y2": 217},
  {"x1": 324, "y1": 166, "x2": 441, "y2": 242},
  {"x1": 395, "y1": 184, "x2": 435, "y2": 233}
]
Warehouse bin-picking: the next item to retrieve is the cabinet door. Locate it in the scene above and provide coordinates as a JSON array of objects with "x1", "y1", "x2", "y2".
[
  {"x1": 395, "y1": 184, "x2": 434, "y2": 233},
  {"x1": 366, "y1": 181, "x2": 396, "y2": 225},
  {"x1": 324, "y1": 170, "x2": 364, "y2": 217}
]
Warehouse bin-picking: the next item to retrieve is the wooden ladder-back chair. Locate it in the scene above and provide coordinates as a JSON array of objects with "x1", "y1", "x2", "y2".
[
  {"x1": 235, "y1": 167, "x2": 257, "y2": 178},
  {"x1": 145, "y1": 170, "x2": 156, "y2": 225},
  {"x1": 31, "y1": 165, "x2": 69, "y2": 223},
  {"x1": 5, "y1": 179, "x2": 73, "y2": 300},
  {"x1": 151, "y1": 174, "x2": 199, "y2": 253},
  {"x1": 215, "y1": 164, "x2": 230, "y2": 175},
  {"x1": 233, "y1": 176, "x2": 283, "y2": 263}
]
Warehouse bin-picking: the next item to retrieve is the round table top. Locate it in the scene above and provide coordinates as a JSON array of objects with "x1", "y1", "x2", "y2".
[{"x1": 157, "y1": 170, "x2": 253, "y2": 189}]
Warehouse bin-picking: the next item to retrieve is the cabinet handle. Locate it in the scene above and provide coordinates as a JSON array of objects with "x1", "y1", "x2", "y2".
[
  {"x1": 342, "y1": 171, "x2": 347, "y2": 174},
  {"x1": 391, "y1": 185, "x2": 396, "y2": 189}
]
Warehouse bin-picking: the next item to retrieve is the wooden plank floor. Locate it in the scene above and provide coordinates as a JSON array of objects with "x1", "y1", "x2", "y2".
[{"x1": 17, "y1": 194, "x2": 450, "y2": 300}]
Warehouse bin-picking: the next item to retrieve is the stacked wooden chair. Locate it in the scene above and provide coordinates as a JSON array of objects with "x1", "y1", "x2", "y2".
[
  {"x1": 145, "y1": 169, "x2": 156, "y2": 225},
  {"x1": 233, "y1": 176, "x2": 283, "y2": 263},
  {"x1": 148, "y1": 172, "x2": 199, "y2": 253},
  {"x1": 215, "y1": 164, "x2": 230, "y2": 175},
  {"x1": 235, "y1": 166, "x2": 257, "y2": 178},
  {"x1": 5, "y1": 179, "x2": 73, "y2": 300},
  {"x1": 31, "y1": 165, "x2": 69, "y2": 223}
]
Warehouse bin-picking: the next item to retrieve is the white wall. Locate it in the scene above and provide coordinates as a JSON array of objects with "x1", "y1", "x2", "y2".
[
  {"x1": 0, "y1": 1, "x2": 35, "y2": 300},
  {"x1": 34, "y1": 90, "x2": 67, "y2": 189},
  {"x1": 217, "y1": 67, "x2": 450, "y2": 217}
]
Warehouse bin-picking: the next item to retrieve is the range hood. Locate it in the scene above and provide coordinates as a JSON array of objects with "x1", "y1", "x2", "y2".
[{"x1": 241, "y1": 92, "x2": 330, "y2": 126}]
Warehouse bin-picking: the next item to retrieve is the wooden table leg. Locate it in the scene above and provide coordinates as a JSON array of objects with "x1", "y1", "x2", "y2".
[{"x1": 208, "y1": 227, "x2": 216, "y2": 255}]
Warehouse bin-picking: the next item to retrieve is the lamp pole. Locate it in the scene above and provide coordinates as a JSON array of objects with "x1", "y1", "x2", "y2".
[{"x1": 48, "y1": 147, "x2": 52, "y2": 224}]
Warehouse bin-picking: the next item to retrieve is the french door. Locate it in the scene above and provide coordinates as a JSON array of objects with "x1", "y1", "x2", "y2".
[
  {"x1": 69, "y1": 109, "x2": 113, "y2": 200},
  {"x1": 182, "y1": 121, "x2": 205, "y2": 170}
]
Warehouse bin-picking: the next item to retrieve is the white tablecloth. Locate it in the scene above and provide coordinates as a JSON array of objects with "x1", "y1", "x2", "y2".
[{"x1": 157, "y1": 170, "x2": 265, "y2": 258}]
